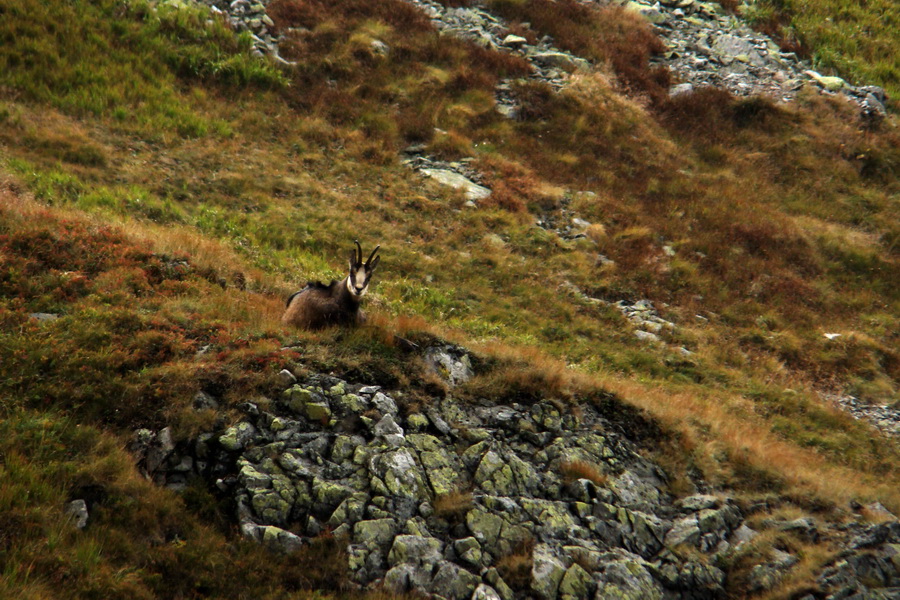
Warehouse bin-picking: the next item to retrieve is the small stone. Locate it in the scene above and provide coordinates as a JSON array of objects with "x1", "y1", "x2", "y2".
[
  {"x1": 634, "y1": 330, "x2": 661, "y2": 343},
  {"x1": 371, "y1": 392, "x2": 398, "y2": 416},
  {"x1": 305, "y1": 402, "x2": 331, "y2": 422},
  {"x1": 559, "y1": 563, "x2": 594, "y2": 599},
  {"x1": 261, "y1": 525, "x2": 304, "y2": 553},
  {"x1": 454, "y1": 536, "x2": 483, "y2": 567},
  {"x1": 193, "y1": 391, "x2": 219, "y2": 410},
  {"x1": 406, "y1": 413, "x2": 429, "y2": 432},
  {"x1": 669, "y1": 83, "x2": 694, "y2": 97},
  {"x1": 502, "y1": 34, "x2": 528, "y2": 47},
  {"x1": 28, "y1": 312, "x2": 59, "y2": 322},
  {"x1": 419, "y1": 168, "x2": 491, "y2": 201},
  {"x1": 388, "y1": 534, "x2": 443, "y2": 566},
  {"x1": 679, "y1": 494, "x2": 720, "y2": 511},
  {"x1": 805, "y1": 70, "x2": 846, "y2": 91},
  {"x1": 532, "y1": 52, "x2": 590, "y2": 71},
  {"x1": 472, "y1": 584, "x2": 503, "y2": 600},
  {"x1": 219, "y1": 422, "x2": 257, "y2": 451},
  {"x1": 65, "y1": 499, "x2": 88, "y2": 529},
  {"x1": 624, "y1": 2, "x2": 667, "y2": 24},
  {"x1": 370, "y1": 39, "x2": 389, "y2": 55},
  {"x1": 277, "y1": 369, "x2": 296, "y2": 388},
  {"x1": 374, "y1": 413, "x2": 404, "y2": 437}
]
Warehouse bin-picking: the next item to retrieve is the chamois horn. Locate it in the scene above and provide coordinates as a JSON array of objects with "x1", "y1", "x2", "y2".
[{"x1": 366, "y1": 244, "x2": 381, "y2": 267}]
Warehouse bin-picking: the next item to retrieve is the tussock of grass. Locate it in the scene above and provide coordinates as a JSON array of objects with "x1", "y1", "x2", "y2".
[
  {"x1": 495, "y1": 538, "x2": 535, "y2": 592},
  {"x1": 559, "y1": 460, "x2": 608, "y2": 486},
  {"x1": 432, "y1": 491, "x2": 475, "y2": 520}
]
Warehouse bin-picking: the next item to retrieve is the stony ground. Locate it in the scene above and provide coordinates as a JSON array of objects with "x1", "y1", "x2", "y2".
[{"x1": 128, "y1": 344, "x2": 900, "y2": 600}]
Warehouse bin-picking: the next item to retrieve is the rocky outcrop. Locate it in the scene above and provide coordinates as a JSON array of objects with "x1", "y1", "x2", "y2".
[
  {"x1": 130, "y1": 336, "x2": 900, "y2": 599},
  {"x1": 403, "y1": 146, "x2": 492, "y2": 205},
  {"x1": 628, "y1": 0, "x2": 887, "y2": 116},
  {"x1": 401, "y1": 0, "x2": 593, "y2": 121},
  {"x1": 205, "y1": 373, "x2": 742, "y2": 599},
  {"x1": 166, "y1": 0, "x2": 292, "y2": 63},
  {"x1": 825, "y1": 392, "x2": 900, "y2": 439},
  {"x1": 401, "y1": 0, "x2": 888, "y2": 118}
]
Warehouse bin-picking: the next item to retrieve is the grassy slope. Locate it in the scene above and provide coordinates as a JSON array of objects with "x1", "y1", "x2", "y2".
[
  {"x1": 740, "y1": 0, "x2": 900, "y2": 101},
  {"x1": 0, "y1": 0, "x2": 898, "y2": 597}
]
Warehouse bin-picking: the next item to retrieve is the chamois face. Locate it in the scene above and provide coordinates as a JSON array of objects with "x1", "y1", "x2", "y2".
[{"x1": 347, "y1": 241, "x2": 380, "y2": 298}]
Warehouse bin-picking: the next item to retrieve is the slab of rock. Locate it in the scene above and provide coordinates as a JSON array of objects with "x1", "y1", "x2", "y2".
[
  {"x1": 419, "y1": 168, "x2": 492, "y2": 201},
  {"x1": 65, "y1": 499, "x2": 89, "y2": 529}
]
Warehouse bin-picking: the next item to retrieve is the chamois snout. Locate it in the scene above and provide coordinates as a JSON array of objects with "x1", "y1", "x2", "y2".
[{"x1": 282, "y1": 241, "x2": 381, "y2": 330}]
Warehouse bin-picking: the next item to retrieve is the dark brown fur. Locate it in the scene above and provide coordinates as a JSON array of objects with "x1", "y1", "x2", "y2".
[
  {"x1": 282, "y1": 241, "x2": 380, "y2": 330},
  {"x1": 282, "y1": 279, "x2": 365, "y2": 329}
]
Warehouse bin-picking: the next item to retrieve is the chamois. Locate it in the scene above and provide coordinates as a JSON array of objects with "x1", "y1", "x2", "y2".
[{"x1": 282, "y1": 241, "x2": 380, "y2": 330}]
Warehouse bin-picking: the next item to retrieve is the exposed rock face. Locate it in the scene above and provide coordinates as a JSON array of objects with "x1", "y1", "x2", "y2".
[
  {"x1": 400, "y1": 0, "x2": 888, "y2": 118},
  {"x1": 825, "y1": 392, "x2": 900, "y2": 439},
  {"x1": 135, "y1": 361, "x2": 740, "y2": 598},
  {"x1": 402, "y1": 146, "x2": 492, "y2": 205},
  {"x1": 134, "y1": 354, "x2": 900, "y2": 599},
  {"x1": 166, "y1": 0, "x2": 292, "y2": 63}
]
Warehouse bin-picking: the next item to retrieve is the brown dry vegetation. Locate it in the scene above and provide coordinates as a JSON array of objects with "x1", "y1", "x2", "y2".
[{"x1": 559, "y1": 460, "x2": 608, "y2": 486}]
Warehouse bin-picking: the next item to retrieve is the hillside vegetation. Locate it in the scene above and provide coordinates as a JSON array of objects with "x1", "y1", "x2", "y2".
[{"x1": 0, "y1": 0, "x2": 898, "y2": 598}]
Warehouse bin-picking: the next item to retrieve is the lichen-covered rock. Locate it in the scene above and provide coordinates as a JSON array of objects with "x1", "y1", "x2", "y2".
[
  {"x1": 431, "y1": 560, "x2": 481, "y2": 600},
  {"x1": 559, "y1": 563, "x2": 594, "y2": 600},
  {"x1": 159, "y1": 371, "x2": 839, "y2": 598},
  {"x1": 595, "y1": 551, "x2": 664, "y2": 600},
  {"x1": 454, "y1": 536, "x2": 483, "y2": 567},
  {"x1": 665, "y1": 515, "x2": 701, "y2": 549},
  {"x1": 333, "y1": 393, "x2": 368, "y2": 415},
  {"x1": 472, "y1": 583, "x2": 503, "y2": 600},
  {"x1": 748, "y1": 549, "x2": 799, "y2": 592},
  {"x1": 220, "y1": 422, "x2": 258, "y2": 451},
  {"x1": 467, "y1": 508, "x2": 505, "y2": 549},
  {"x1": 424, "y1": 345, "x2": 474, "y2": 386},
  {"x1": 678, "y1": 494, "x2": 720, "y2": 512},
  {"x1": 371, "y1": 392, "x2": 398, "y2": 416},
  {"x1": 384, "y1": 563, "x2": 435, "y2": 593},
  {"x1": 406, "y1": 413, "x2": 430, "y2": 432},
  {"x1": 260, "y1": 525, "x2": 303, "y2": 553},
  {"x1": 411, "y1": 435, "x2": 468, "y2": 495},
  {"x1": 312, "y1": 478, "x2": 354, "y2": 514},
  {"x1": 531, "y1": 544, "x2": 567, "y2": 600},
  {"x1": 388, "y1": 535, "x2": 443, "y2": 566},
  {"x1": 370, "y1": 449, "x2": 428, "y2": 499},
  {"x1": 475, "y1": 450, "x2": 517, "y2": 496},
  {"x1": 353, "y1": 518, "x2": 398, "y2": 546}
]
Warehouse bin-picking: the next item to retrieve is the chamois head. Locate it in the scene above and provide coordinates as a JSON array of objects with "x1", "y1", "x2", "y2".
[{"x1": 347, "y1": 240, "x2": 380, "y2": 299}]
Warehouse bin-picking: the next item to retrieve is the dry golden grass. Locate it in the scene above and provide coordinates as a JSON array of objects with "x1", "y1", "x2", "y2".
[
  {"x1": 495, "y1": 539, "x2": 535, "y2": 592},
  {"x1": 559, "y1": 460, "x2": 608, "y2": 486},
  {"x1": 595, "y1": 375, "x2": 900, "y2": 511},
  {"x1": 432, "y1": 490, "x2": 474, "y2": 520}
]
